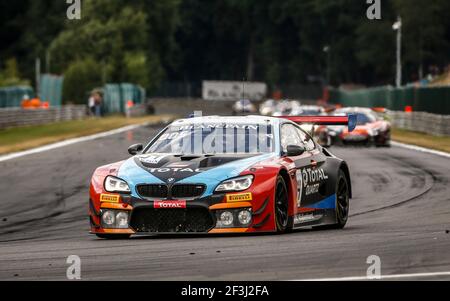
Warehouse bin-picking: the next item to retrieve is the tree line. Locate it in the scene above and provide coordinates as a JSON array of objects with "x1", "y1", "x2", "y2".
[{"x1": 0, "y1": 0, "x2": 449, "y2": 103}]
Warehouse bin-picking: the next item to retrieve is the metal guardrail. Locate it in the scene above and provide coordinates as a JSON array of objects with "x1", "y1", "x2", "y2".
[
  {"x1": 329, "y1": 86, "x2": 450, "y2": 115},
  {"x1": 0, "y1": 105, "x2": 87, "y2": 129},
  {"x1": 388, "y1": 111, "x2": 450, "y2": 136}
]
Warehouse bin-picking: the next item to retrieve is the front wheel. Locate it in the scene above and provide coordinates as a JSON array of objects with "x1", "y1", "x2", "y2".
[{"x1": 274, "y1": 176, "x2": 293, "y2": 233}]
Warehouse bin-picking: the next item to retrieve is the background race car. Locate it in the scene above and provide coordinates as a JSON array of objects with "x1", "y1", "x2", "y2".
[{"x1": 318, "y1": 107, "x2": 391, "y2": 147}]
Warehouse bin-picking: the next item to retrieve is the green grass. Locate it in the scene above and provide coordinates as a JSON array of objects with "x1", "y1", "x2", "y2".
[
  {"x1": 0, "y1": 115, "x2": 175, "y2": 155},
  {"x1": 392, "y1": 128, "x2": 450, "y2": 153}
]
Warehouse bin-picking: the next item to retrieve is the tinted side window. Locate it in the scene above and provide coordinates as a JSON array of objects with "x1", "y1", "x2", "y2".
[
  {"x1": 294, "y1": 126, "x2": 316, "y2": 151},
  {"x1": 280, "y1": 124, "x2": 303, "y2": 152}
]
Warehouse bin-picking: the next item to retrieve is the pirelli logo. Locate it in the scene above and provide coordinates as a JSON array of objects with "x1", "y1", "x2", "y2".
[
  {"x1": 100, "y1": 194, "x2": 120, "y2": 203},
  {"x1": 226, "y1": 193, "x2": 252, "y2": 203}
]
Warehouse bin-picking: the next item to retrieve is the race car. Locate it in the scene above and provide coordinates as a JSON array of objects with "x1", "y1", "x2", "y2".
[
  {"x1": 272, "y1": 100, "x2": 300, "y2": 117},
  {"x1": 232, "y1": 99, "x2": 257, "y2": 115},
  {"x1": 259, "y1": 99, "x2": 277, "y2": 116},
  {"x1": 324, "y1": 107, "x2": 391, "y2": 147},
  {"x1": 89, "y1": 115, "x2": 356, "y2": 239}
]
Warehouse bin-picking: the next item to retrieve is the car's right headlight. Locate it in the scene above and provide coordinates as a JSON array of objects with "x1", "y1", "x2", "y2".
[
  {"x1": 215, "y1": 175, "x2": 254, "y2": 192},
  {"x1": 104, "y1": 176, "x2": 131, "y2": 193}
]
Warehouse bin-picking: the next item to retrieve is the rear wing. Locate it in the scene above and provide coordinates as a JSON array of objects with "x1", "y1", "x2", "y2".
[{"x1": 279, "y1": 115, "x2": 357, "y2": 132}]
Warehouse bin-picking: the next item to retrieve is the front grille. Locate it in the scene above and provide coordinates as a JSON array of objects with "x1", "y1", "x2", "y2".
[
  {"x1": 130, "y1": 208, "x2": 214, "y2": 233},
  {"x1": 172, "y1": 184, "x2": 205, "y2": 199},
  {"x1": 137, "y1": 184, "x2": 205, "y2": 199},
  {"x1": 137, "y1": 184, "x2": 168, "y2": 199}
]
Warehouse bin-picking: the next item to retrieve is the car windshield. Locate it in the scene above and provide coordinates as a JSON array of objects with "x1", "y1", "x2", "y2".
[
  {"x1": 335, "y1": 111, "x2": 377, "y2": 125},
  {"x1": 354, "y1": 113, "x2": 377, "y2": 125},
  {"x1": 146, "y1": 123, "x2": 275, "y2": 155}
]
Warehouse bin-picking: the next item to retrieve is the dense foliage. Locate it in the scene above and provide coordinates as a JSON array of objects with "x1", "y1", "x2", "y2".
[{"x1": 1, "y1": 0, "x2": 449, "y2": 100}]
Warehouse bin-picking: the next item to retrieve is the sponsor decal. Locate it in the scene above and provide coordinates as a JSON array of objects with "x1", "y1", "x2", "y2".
[
  {"x1": 305, "y1": 183, "x2": 320, "y2": 196},
  {"x1": 302, "y1": 167, "x2": 328, "y2": 187},
  {"x1": 297, "y1": 167, "x2": 328, "y2": 197},
  {"x1": 148, "y1": 168, "x2": 202, "y2": 173},
  {"x1": 296, "y1": 169, "x2": 303, "y2": 208},
  {"x1": 226, "y1": 193, "x2": 253, "y2": 203},
  {"x1": 100, "y1": 194, "x2": 120, "y2": 203},
  {"x1": 154, "y1": 200, "x2": 187, "y2": 209},
  {"x1": 294, "y1": 213, "x2": 322, "y2": 224},
  {"x1": 139, "y1": 154, "x2": 168, "y2": 165}
]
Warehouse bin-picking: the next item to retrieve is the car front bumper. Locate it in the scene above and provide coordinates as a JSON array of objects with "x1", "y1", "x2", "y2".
[{"x1": 90, "y1": 193, "x2": 272, "y2": 235}]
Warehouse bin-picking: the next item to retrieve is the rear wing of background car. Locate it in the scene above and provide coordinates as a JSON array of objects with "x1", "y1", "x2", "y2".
[{"x1": 279, "y1": 115, "x2": 357, "y2": 132}]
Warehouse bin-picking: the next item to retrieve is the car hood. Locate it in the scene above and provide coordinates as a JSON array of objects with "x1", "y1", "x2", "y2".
[{"x1": 117, "y1": 153, "x2": 275, "y2": 197}]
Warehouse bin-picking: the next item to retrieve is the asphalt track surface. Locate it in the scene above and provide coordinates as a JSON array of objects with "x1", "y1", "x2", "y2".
[{"x1": 0, "y1": 124, "x2": 450, "y2": 281}]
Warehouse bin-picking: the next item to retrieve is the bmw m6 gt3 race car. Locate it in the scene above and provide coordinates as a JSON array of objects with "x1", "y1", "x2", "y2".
[{"x1": 89, "y1": 115, "x2": 356, "y2": 239}]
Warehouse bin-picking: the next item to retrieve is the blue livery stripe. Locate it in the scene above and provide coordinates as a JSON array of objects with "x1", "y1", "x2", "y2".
[{"x1": 310, "y1": 194, "x2": 336, "y2": 210}]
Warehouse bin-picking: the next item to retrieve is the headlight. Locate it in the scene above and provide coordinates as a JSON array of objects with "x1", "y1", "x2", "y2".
[
  {"x1": 215, "y1": 175, "x2": 254, "y2": 192},
  {"x1": 237, "y1": 209, "x2": 252, "y2": 226},
  {"x1": 104, "y1": 176, "x2": 131, "y2": 193},
  {"x1": 368, "y1": 128, "x2": 379, "y2": 136},
  {"x1": 102, "y1": 210, "x2": 115, "y2": 226},
  {"x1": 116, "y1": 212, "x2": 129, "y2": 229},
  {"x1": 101, "y1": 210, "x2": 129, "y2": 229}
]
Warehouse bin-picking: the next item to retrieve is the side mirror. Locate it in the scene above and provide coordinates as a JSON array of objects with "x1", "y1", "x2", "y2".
[
  {"x1": 128, "y1": 144, "x2": 143, "y2": 155},
  {"x1": 286, "y1": 145, "x2": 306, "y2": 157}
]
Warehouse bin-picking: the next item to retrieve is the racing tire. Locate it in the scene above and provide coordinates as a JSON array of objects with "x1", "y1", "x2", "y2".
[
  {"x1": 332, "y1": 170, "x2": 350, "y2": 229},
  {"x1": 95, "y1": 234, "x2": 131, "y2": 240},
  {"x1": 274, "y1": 176, "x2": 293, "y2": 233}
]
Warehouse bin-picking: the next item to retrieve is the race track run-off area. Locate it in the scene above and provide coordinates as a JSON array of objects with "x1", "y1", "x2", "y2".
[{"x1": 0, "y1": 124, "x2": 449, "y2": 281}]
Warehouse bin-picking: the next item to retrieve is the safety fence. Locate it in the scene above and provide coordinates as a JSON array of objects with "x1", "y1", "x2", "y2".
[
  {"x1": 103, "y1": 83, "x2": 146, "y2": 114},
  {"x1": 0, "y1": 105, "x2": 86, "y2": 129},
  {"x1": 388, "y1": 111, "x2": 450, "y2": 136},
  {"x1": 0, "y1": 86, "x2": 34, "y2": 108},
  {"x1": 329, "y1": 86, "x2": 450, "y2": 115}
]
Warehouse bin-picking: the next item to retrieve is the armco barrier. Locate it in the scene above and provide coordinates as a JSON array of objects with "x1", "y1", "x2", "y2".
[
  {"x1": 329, "y1": 86, "x2": 450, "y2": 115},
  {"x1": 0, "y1": 105, "x2": 86, "y2": 129},
  {"x1": 388, "y1": 111, "x2": 450, "y2": 136}
]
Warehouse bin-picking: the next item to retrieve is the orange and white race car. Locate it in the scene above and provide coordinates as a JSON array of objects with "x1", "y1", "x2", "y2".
[{"x1": 323, "y1": 107, "x2": 391, "y2": 147}]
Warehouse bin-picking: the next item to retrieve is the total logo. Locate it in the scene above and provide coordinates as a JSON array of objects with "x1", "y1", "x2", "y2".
[
  {"x1": 302, "y1": 168, "x2": 328, "y2": 187},
  {"x1": 148, "y1": 168, "x2": 202, "y2": 173},
  {"x1": 154, "y1": 200, "x2": 187, "y2": 209}
]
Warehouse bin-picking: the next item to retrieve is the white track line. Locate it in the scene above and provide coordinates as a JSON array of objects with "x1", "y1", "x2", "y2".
[
  {"x1": 293, "y1": 271, "x2": 450, "y2": 281},
  {"x1": 0, "y1": 124, "x2": 141, "y2": 163},
  {"x1": 392, "y1": 141, "x2": 450, "y2": 159}
]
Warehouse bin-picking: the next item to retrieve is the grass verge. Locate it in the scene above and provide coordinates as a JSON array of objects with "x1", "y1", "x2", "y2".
[
  {"x1": 392, "y1": 128, "x2": 450, "y2": 153},
  {"x1": 0, "y1": 115, "x2": 175, "y2": 155}
]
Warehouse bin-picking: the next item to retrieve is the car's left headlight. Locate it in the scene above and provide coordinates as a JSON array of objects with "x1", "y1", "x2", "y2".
[
  {"x1": 215, "y1": 175, "x2": 254, "y2": 192},
  {"x1": 104, "y1": 176, "x2": 131, "y2": 193},
  {"x1": 368, "y1": 128, "x2": 380, "y2": 136}
]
